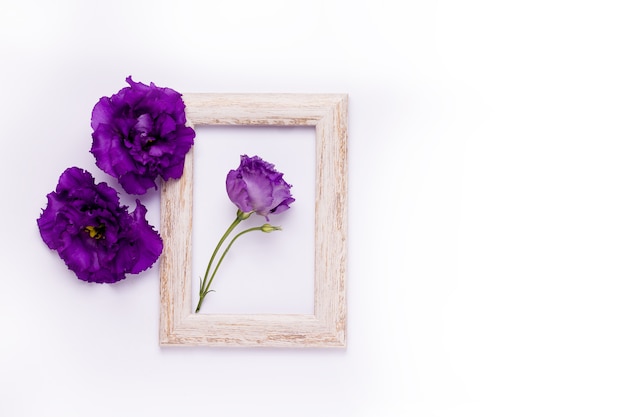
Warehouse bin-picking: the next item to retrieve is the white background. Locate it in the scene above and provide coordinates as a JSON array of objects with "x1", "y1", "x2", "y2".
[
  {"x1": 191, "y1": 126, "x2": 316, "y2": 314},
  {"x1": 1, "y1": 1, "x2": 625, "y2": 416}
]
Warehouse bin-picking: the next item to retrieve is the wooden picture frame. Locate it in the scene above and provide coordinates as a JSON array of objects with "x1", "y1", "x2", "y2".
[{"x1": 159, "y1": 94, "x2": 348, "y2": 347}]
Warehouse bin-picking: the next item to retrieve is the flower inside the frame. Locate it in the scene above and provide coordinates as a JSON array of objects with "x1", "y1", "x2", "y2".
[
  {"x1": 36, "y1": 167, "x2": 163, "y2": 283},
  {"x1": 226, "y1": 155, "x2": 295, "y2": 220}
]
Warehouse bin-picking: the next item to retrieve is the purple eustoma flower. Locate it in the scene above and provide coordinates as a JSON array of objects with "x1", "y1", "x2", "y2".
[
  {"x1": 37, "y1": 167, "x2": 163, "y2": 283},
  {"x1": 196, "y1": 155, "x2": 294, "y2": 312},
  {"x1": 90, "y1": 76, "x2": 195, "y2": 195},
  {"x1": 226, "y1": 155, "x2": 295, "y2": 220}
]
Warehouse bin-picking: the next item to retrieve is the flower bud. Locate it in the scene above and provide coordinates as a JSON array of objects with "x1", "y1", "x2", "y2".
[{"x1": 261, "y1": 224, "x2": 282, "y2": 233}]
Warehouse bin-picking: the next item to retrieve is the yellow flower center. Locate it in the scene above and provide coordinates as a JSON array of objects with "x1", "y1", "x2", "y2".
[{"x1": 85, "y1": 225, "x2": 105, "y2": 240}]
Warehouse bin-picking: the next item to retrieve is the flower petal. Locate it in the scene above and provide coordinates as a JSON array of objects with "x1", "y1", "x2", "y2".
[{"x1": 127, "y1": 200, "x2": 163, "y2": 274}]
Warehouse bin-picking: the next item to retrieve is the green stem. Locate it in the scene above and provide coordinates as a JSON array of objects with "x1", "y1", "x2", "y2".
[
  {"x1": 196, "y1": 226, "x2": 266, "y2": 312},
  {"x1": 202, "y1": 226, "x2": 265, "y2": 296},
  {"x1": 199, "y1": 217, "x2": 240, "y2": 296},
  {"x1": 196, "y1": 211, "x2": 249, "y2": 313}
]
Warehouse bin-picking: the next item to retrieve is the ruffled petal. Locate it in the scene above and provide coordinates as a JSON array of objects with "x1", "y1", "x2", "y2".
[{"x1": 127, "y1": 200, "x2": 163, "y2": 274}]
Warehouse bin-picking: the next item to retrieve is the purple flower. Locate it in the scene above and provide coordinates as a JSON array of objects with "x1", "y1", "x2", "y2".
[
  {"x1": 226, "y1": 155, "x2": 295, "y2": 220},
  {"x1": 37, "y1": 167, "x2": 163, "y2": 283},
  {"x1": 90, "y1": 76, "x2": 195, "y2": 195}
]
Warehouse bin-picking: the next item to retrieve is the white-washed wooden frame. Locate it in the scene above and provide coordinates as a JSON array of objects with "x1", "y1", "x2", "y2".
[{"x1": 159, "y1": 94, "x2": 348, "y2": 347}]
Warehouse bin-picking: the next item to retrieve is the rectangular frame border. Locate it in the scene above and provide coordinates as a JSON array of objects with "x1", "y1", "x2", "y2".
[{"x1": 159, "y1": 94, "x2": 348, "y2": 347}]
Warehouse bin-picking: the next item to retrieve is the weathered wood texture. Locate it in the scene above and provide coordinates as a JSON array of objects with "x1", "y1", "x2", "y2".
[{"x1": 160, "y1": 94, "x2": 348, "y2": 347}]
